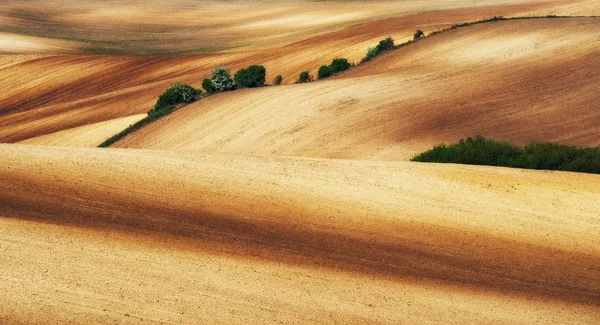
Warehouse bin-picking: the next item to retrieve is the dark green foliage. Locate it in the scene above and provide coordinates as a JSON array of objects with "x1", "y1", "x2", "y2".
[
  {"x1": 362, "y1": 47, "x2": 380, "y2": 63},
  {"x1": 100, "y1": 84, "x2": 201, "y2": 147},
  {"x1": 411, "y1": 136, "x2": 600, "y2": 175},
  {"x1": 202, "y1": 78, "x2": 215, "y2": 93},
  {"x1": 234, "y1": 65, "x2": 266, "y2": 88},
  {"x1": 414, "y1": 30, "x2": 424, "y2": 39},
  {"x1": 329, "y1": 58, "x2": 351, "y2": 74},
  {"x1": 273, "y1": 75, "x2": 283, "y2": 85},
  {"x1": 318, "y1": 65, "x2": 331, "y2": 79},
  {"x1": 315, "y1": 58, "x2": 352, "y2": 80},
  {"x1": 377, "y1": 37, "x2": 395, "y2": 51},
  {"x1": 298, "y1": 71, "x2": 312, "y2": 83},
  {"x1": 362, "y1": 37, "x2": 394, "y2": 62},
  {"x1": 148, "y1": 83, "x2": 201, "y2": 116}
]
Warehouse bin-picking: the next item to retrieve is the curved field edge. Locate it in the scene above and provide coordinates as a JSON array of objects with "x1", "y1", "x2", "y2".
[
  {"x1": 99, "y1": 15, "x2": 596, "y2": 149},
  {"x1": 110, "y1": 17, "x2": 600, "y2": 161},
  {"x1": 1, "y1": 2, "x2": 593, "y2": 144},
  {"x1": 1, "y1": 144, "x2": 599, "y2": 306},
  {"x1": 18, "y1": 114, "x2": 146, "y2": 147}
]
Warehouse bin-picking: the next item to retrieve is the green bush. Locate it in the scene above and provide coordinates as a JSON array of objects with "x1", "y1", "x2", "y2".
[
  {"x1": 211, "y1": 66, "x2": 235, "y2": 92},
  {"x1": 234, "y1": 65, "x2": 266, "y2": 88},
  {"x1": 298, "y1": 71, "x2": 312, "y2": 83},
  {"x1": 414, "y1": 30, "x2": 424, "y2": 39},
  {"x1": 329, "y1": 58, "x2": 351, "y2": 74},
  {"x1": 377, "y1": 37, "x2": 395, "y2": 51},
  {"x1": 148, "y1": 83, "x2": 201, "y2": 116},
  {"x1": 101, "y1": 83, "x2": 201, "y2": 147},
  {"x1": 317, "y1": 65, "x2": 331, "y2": 79},
  {"x1": 273, "y1": 75, "x2": 283, "y2": 85},
  {"x1": 411, "y1": 135, "x2": 600, "y2": 174},
  {"x1": 202, "y1": 78, "x2": 215, "y2": 93},
  {"x1": 365, "y1": 47, "x2": 379, "y2": 60},
  {"x1": 362, "y1": 37, "x2": 394, "y2": 63}
]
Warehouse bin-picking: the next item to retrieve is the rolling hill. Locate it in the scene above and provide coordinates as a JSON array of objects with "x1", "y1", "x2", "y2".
[
  {"x1": 1, "y1": 1, "x2": 600, "y2": 324},
  {"x1": 1, "y1": 0, "x2": 595, "y2": 145},
  {"x1": 111, "y1": 18, "x2": 600, "y2": 160}
]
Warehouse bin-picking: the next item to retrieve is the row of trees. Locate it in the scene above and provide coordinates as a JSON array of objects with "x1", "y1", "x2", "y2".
[
  {"x1": 101, "y1": 29, "x2": 431, "y2": 147},
  {"x1": 296, "y1": 57, "x2": 353, "y2": 84},
  {"x1": 156, "y1": 29, "x2": 428, "y2": 103},
  {"x1": 362, "y1": 30, "x2": 424, "y2": 63},
  {"x1": 202, "y1": 65, "x2": 267, "y2": 93},
  {"x1": 199, "y1": 30, "x2": 427, "y2": 89},
  {"x1": 318, "y1": 58, "x2": 352, "y2": 80},
  {"x1": 296, "y1": 30, "x2": 425, "y2": 82}
]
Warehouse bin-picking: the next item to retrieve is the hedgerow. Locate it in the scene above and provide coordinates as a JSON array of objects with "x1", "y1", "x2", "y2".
[{"x1": 411, "y1": 136, "x2": 600, "y2": 174}]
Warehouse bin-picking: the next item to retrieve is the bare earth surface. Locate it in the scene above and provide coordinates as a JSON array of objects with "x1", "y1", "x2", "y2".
[
  {"x1": 113, "y1": 18, "x2": 600, "y2": 160},
  {"x1": 1, "y1": 145, "x2": 599, "y2": 324},
  {"x1": 19, "y1": 114, "x2": 146, "y2": 147},
  {"x1": 1, "y1": 0, "x2": 600, "y2": 324},
  {"x1": 2, "y1": 0, "x2": 598, "y2": 144}
]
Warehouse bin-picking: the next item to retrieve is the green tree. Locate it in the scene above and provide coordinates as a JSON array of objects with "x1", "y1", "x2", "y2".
[
  {"x1": 377, "y1": 37, "x2": 395, "y2": 51},
  {"x1": 365, "y1": 47, "x2": 379, "y2": 60},
  {"x1": 211, "y1": 66, "x2": 235, "y2": 92},
  {"x1": 234, "y1": 65, "x2": 266, "y2": 88},
  {"x1": 202, "y1": 78, "x2": 215, "y2": 93},
  {"x1": 329, "y1": 58, "x2": 351, "y2": 74},
  {"x1": 317, "y1": 65, "x2": 331, "y2": 79},
  {"x1": 298, "y1": 71, "x2": 312, "y2": 83},
  {"x1": 148, "y1": 83, "x2": 201, "y2": 116}
]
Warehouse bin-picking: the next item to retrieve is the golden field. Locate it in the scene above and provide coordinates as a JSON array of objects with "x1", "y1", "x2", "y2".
[{"x1": 0, "y1": 0, "x2": 599, "y2": 324}]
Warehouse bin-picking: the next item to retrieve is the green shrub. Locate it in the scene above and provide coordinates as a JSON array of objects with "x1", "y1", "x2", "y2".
[
  {"x1": 329, "y1": 58, "x2": 351, "y2": 74},
  {"x1": 377, "y1": 37, "x2": 395, "y2": 51},
  {"x1": 298, "y1": 71, "x2": 312, "y2": 83},
  {"x1": 414, "y1": 30, "x2": 424, "y2": 40},
  {"x1": 148, "y1": 83, "x2": 201, "y2": 115},
  {"x1": 362, "y1": 37, "x2": 394, "y2": 63},
  {"x1": 365, "y1": 47, "x2": 379, "y2": 61},
  {"x1": 273, "y1": 75, "x2": 283, "y2": 85},
  {"x1": 411, "y1": 135, "x2": 600, "y2": 174},
  {"x1": 234, "y1": 65, "x2": 266, "y2": 88},
  {"x1": 317, "y1": 65, "x2": 331, "y2": 79},
  {"x1": 211, "y1": 66, "x2": 235, "y2": 92},
  {"x1": 202, "y1": 78, "x2": 215, "y2": 93},
  {"x1": 101, "y1": 83, "x2": 200, "y2": 147}
]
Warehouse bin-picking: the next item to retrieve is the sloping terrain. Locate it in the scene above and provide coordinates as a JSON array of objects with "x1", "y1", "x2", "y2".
[
  {"x1": 2, "y1": 1, "x2": 600, "y2": 324},
  {"x1": 19, "y1": 114, "x2": 145, "y2": 147},
  {"x1": 0, "y1": 0, "x2": 557, "y2": 55},
  {"x1": 112, "y1": 18, "x2": 600, "y2": 160},
  {"x1": 0, "y1": 0, "x2": 590, "y2": 145},
  {"x1": 1, "y1": 144, "x2": 599, "y2": 324}
]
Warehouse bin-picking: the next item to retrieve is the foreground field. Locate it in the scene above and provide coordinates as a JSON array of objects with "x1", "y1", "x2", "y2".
[{"x1": 1, "y1": 144, "x2": 599, "y2": 324}]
